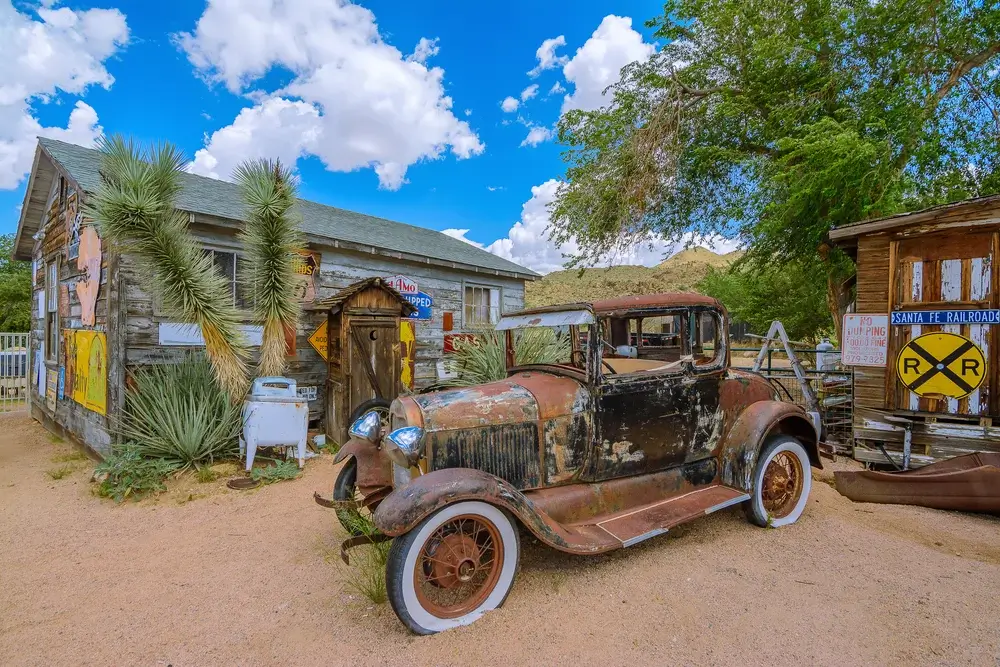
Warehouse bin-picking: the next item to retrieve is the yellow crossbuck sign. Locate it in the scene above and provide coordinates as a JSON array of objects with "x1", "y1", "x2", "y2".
[{"x1": 896, "y1": 332, "x2": 986, "y2": 399}]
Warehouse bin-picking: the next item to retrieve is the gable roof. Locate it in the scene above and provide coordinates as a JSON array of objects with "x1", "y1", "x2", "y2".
[
  {"x1": 312, "y1": 277, "x2": 418, "y2": 316},
  {"x1": 828, "y1": 194, "x2": 1000, "y2": 245},
  {"x1": 13, "y1": 138, "x2": 538, "y2": 280}
]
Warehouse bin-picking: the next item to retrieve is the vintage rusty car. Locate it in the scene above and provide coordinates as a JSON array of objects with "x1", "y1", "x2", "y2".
[{"x1": 318, "y1": 294, "x2": 821, "y2": 634}]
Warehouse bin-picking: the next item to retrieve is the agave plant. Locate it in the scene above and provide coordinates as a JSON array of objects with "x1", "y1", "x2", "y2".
[
  {"x1": 87, "y1": 135, "x2": 249, "y2": 395},
  {"x1": 437, "y1": 325, "x2": 571, "y2": 387},
  {"x1": 121, "y1": 355, "x2": 242, "y2": 469},
  {"x1": 234, "y1": 159, "x2": 303, "y2": 376}
]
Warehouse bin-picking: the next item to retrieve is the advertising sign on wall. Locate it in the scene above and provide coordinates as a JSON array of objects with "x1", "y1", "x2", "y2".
[
  {"x1": 403, "y1": 291, "x2": 433, "y2": 320},
  {"x1": 291, "y1": 250, "x2": 321, "y2": 302},
  {"x1": 384, "y1": 275, "x2": 418, "y2": 294},
  {"x1": 72, "y1": 330, "x2": 107, "y2": 416}
]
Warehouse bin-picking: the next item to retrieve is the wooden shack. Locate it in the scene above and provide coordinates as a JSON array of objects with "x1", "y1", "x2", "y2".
[
  {"x1": 316, "y1": 278, "x2": 417, "y2": 445},
  {"x1": 830, "y1": 195, "x2": 1000, "y2": 466}
]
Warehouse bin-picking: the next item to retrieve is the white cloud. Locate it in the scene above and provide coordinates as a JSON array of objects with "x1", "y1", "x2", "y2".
[
  {"x1": 561, "y1": 15, "x2": 654, "y2": 114},
  {"x1": 486, "y1": 185, "x2": 504, "y2": 192},
  {"x1": 176, "y1": 0, "x2": 482, "y2": 189},
  {"x1": 478, "y1": 179, "x2": 739, "y2": 274},
  {"x1": 548, "y1": 81, "x2": 565, "y2": 96},
  {"x1": 464, "y1": 108, "x2": 472, "y2": 116},
  {"x1": 408, "y1": 37, "x2": 439, "y2": 64},
  {"x1": 0, "y1": 3, "x2": 128, "y2": 189},
  {"x1": 501, "y1": 96, "x2": 519, "y2": 113},
  {"x1": 520, "y1": 84, "x2": 538, "y2": 102},
  {"x1": 520, "y1": 125, "x2": 553, "y2": 147},
  {"x1": 527, "y1": 35, "x2": 568, "y2": 77}
]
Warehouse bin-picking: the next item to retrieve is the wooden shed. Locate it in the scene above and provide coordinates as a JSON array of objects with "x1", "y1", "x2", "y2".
[
  {"x1": 315, "y1": 278, "x2": 417, "y2": 446},
  {"x1": 830, "y1": 195, "x2": 1000, "y2": 466}
]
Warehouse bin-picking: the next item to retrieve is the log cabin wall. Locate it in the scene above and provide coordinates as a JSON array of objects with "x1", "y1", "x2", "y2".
[{"x1": 835, "y1": 196, "x2": 1000, "y2": 466}]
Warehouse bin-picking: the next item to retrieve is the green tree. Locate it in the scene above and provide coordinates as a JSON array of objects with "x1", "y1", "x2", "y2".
[
  {"x1": 699, "y1": 259, "x2": 833, "y2": 342},
  {"x1": 553, "y1": 0, "x2": 1000, "y2": 340},
  {"x1": 0, "y1": 233, "x2": 32, "y2": 332}
]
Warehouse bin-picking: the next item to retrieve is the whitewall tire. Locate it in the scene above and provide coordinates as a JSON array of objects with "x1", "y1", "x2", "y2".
[
  {"x1": 386, "y1": 501, "x2": 520, "y2": 635},
  {"x1": 745, "y1": 435, "x2": 812, "y2": 528}
]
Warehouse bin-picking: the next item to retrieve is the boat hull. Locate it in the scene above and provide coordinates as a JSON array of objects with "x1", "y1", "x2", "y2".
[{"x1": 834, "y1": 453, "x2": 1000, "y2": 514}]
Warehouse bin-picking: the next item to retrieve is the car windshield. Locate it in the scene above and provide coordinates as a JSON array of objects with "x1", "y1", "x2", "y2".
[{"x1": 496, "y1": 310, "x2": 591, "y2": 370}]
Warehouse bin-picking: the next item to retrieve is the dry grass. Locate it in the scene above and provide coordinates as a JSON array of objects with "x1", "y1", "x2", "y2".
[{"x1": 525, "y1": 247, "x2": 740, "y2": 307}]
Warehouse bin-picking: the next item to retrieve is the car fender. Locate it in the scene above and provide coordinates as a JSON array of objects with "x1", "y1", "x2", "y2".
[
  {"x1": 373, "y1": 468, "x2": 617, "y2": 554},
  {"x1": 719, "y1": 400, "x2": 821, "y2": 493},
  {"x1": 332, "y1": 438, "x2": 392, "y2": 490}
]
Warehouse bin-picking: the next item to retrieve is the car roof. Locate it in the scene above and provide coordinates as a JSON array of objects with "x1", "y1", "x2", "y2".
[{"x1": 509, "y1": 293, "x2": 723, "y2": 318}]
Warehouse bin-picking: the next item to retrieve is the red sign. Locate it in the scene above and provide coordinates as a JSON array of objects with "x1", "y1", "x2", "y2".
[
  {"x1": 443, "y1": 333, "x2": 475, "y2": 354},
  {"x1": 385, "y1": 274, "x2": 417, "y2": 294}
]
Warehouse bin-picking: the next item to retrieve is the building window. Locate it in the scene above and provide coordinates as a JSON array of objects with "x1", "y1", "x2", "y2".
[
  {"x1": 45, "y1": 260, "x2": 58, "y2": 361},
  {"x1": 203, "y1": 249, "x2": 254, "y2": 308},
  {"x1": 464, "y1": 284, "x2": 501, "y2": 326}
]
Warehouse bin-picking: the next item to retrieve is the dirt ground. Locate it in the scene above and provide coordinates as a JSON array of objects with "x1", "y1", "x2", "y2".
[{"x1": 1, "y1": 412, "x2": 999, "y2": 667}]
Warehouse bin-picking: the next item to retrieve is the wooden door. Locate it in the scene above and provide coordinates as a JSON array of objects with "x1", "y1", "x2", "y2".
[
  {"x1": 347, "y1": 318, "x2": 399, "y2": 414},
  {"x1": 889, "y1": 231, "x2": 996, "y2": 416}
]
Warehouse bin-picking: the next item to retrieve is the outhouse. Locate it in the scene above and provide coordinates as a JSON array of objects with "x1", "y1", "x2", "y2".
[
  {"x1": 315, "y1": 278, "x2": 417, "y2": 445},
  {"x1": 830, "y1": 195, "x2": 1000, "y2": 466}
]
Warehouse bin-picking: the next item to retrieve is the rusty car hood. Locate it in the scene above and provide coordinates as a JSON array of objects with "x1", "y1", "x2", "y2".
[{"x1": 411, "y1": 371, "x2": 588, "y2": 431}]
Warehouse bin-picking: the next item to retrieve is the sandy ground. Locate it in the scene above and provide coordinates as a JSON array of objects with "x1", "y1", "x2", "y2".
[{"x1": 1, "y1": 412, "x2": 999, "y2": 667}]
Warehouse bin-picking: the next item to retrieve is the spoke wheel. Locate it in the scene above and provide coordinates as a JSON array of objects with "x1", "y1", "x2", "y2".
[
  {"x1": 386, "y1": 501, "x2": 520, "y2": 635},
  {"x1": 760, "y1": 450, "x2": 804, "y2": 519},
  {"x1": 413, "y1": 515, "x2": 504, "y2": 619}
]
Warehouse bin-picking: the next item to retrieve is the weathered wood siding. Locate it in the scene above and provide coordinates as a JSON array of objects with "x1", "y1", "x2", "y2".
[
  {"x1": 120, "y1": 227, "x2": 527, "y2": 422},
  {"x1": 28, "y1": 167, "x2": 123, "y2": 456},
  {"x1": 852, "y1": 233, "x2": 891, "y2": 414},
  {"x1": 848, "y1": 204, "x2": 1000, "y2": 465}
]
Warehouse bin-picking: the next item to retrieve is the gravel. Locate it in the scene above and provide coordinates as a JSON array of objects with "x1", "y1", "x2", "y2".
[{"x1": 1, "y1": 412, "x2": 998, "y2": 666}]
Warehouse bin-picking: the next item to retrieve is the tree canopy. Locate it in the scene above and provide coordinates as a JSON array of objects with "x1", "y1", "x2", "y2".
[
  {"x1": 553, "y1": 0, "x2": 1000, "y2": 334},
  {"x1": 0, "y1": 233, "x2": 31, "y2": 332}
]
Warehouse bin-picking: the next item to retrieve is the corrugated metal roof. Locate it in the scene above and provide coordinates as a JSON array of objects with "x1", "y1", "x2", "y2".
[{"x1": 35, "y1": 138, "x2": 539, "y2": 279}]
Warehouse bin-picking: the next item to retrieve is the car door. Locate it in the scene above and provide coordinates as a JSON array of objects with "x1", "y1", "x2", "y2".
[
  {"x1": 684, "y1": 308, "x2": 727, "y2": 462},
  {"x1": 582, "y1": 312, "x2": 697, "y2": 481}
]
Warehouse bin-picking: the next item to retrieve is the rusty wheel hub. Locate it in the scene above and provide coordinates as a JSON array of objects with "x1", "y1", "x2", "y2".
[{"x1": 428, "y1": 533, "x2": 482, "y2": 588}]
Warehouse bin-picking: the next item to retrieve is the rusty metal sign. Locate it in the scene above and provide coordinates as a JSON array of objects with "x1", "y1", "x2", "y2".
[{"x1": 308, "y1": 320, "x2": 328, "y2": 361}]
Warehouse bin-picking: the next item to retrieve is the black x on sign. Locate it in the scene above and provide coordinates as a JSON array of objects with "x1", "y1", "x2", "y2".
[{"x1": 896, "y1": 332, "x2": 987, "y2": 399}]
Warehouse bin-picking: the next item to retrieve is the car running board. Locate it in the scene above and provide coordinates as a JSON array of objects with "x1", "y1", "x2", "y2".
[{"x1": 593, "y1": 485, "x2": 750, "y2": 548}]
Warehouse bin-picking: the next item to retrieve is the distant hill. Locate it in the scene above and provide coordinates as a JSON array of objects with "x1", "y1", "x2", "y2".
[{"x1": 524, "y1": 247, "x2": 741, "y2": 308}]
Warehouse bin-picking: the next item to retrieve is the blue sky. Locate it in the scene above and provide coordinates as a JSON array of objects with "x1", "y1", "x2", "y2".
[{"x1": 2, "y1": 0, "x2": 703, "y2": 273}]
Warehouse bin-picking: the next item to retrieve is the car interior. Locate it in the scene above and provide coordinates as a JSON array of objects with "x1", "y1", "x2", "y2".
[{"x1": 600, "y1": 309, "x2": 721, "y2": 375}]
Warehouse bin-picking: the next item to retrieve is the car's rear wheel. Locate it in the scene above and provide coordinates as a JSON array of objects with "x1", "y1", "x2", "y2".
[
  {"x1": 386, "y1": 501, "x2": 520, "y2": 635},
  {"x1": 745, "y1": 435, "x2": 812, "y2": 528}
]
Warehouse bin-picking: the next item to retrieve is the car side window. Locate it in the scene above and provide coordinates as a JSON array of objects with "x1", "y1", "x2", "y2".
[
  {"x1": 600, "y1": 310, "x2": 690, "y2": 377},
  {"x1": 691, "y1": 310, "x2": 724, "y2": 370}
]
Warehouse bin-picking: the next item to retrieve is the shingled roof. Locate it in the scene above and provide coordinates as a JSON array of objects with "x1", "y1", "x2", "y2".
[{"x1": 14, "y1": 138, "x2": 537, "y2": 279}]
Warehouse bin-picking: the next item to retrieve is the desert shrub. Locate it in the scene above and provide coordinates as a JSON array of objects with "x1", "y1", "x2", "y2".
[
  {"x1": 121, "y1": 355, "x2": 242, "y2": 469},
  {"x1": 340, "y1": 512, "x2": 390, "y2": 604},
  {"x1": 250, "y1": 459, "x2": 301, "y2": 484},
  {"x1": 438, "y1": 325, "x2": 571, "y2": 387},
  {"x1": 94, "y1": 444, "x2": 179, "y2": 502}
]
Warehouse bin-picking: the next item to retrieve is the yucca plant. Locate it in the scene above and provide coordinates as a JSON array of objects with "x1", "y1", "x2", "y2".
[
  {"x1": 87, "y1": 135, "x2": 249, "y2": 395},
  {"x1": 234, "y1": 159, "x2": 303, "y2": 376},
  {"x1": 121, "y1": 355, "x2": 243, "y2": 469},
  {"x1": 437, "y1": 325, "x2": 571, "y2": 387}
]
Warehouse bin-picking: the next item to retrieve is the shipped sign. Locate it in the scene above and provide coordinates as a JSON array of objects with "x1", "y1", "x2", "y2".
[
  {"x1": 891, "y1": 309, "x2": 1000, "y2": 325},
  {"x1": 842, "y1": 314, "x2": 888, "y2": 367}
]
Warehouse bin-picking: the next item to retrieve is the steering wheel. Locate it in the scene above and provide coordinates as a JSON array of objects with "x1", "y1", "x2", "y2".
[
  {"x1": 601, "y1": 359, "x2": 617, "y2": 375},
  {"x1": 570, "y1": 349, "x2": 586, "y2": 368}
]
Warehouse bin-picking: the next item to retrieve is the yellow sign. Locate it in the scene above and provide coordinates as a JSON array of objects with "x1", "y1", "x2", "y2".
[
  {"x1": 400, "y1": 320, "x2": 415, "y2": 389},
  {"x1": 72, "y1": 330, "x2": 107, "y2": 415},
  {"x1": 897, "y1": 332, "x2": 986, "y2": 399},
  {"x1": 308, "y1": 321, "x2": 328, "y2": 361}
]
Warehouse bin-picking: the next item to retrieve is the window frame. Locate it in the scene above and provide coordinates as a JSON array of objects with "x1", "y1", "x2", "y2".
[
  {"x1": 463, "y1": 281, "x2": 503, "y2": 328},
  {"x1": 689, "y1": 307, "x2": 726, "y2": 373},
  {"x1": 598, "y1": 309, "x2": 691, "y2": 382},
  {"x1": 45, "y1": 259, "x2": 59, "y2": 362}
]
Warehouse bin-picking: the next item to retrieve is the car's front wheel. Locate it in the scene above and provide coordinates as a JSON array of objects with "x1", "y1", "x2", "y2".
[
  {"x1": 386, "y1": 501, "x2": 520, "y2": 635},
  {"x1": 745, "y1": 435, "x2": 812, "y2": 528}
]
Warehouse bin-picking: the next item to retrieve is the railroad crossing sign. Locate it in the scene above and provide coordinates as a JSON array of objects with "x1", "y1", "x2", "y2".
[{"x1": 896, "y1": 332, "x2": 986, "y2": 399}]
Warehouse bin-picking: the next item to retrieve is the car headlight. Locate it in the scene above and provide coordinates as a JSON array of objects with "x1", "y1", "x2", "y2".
[
  {"x1": 348, "y1": 410, "x2": 382, "y2": 443},
  {"x1": 383, "y1": 426, "x2": 424, "y2": 467}
]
